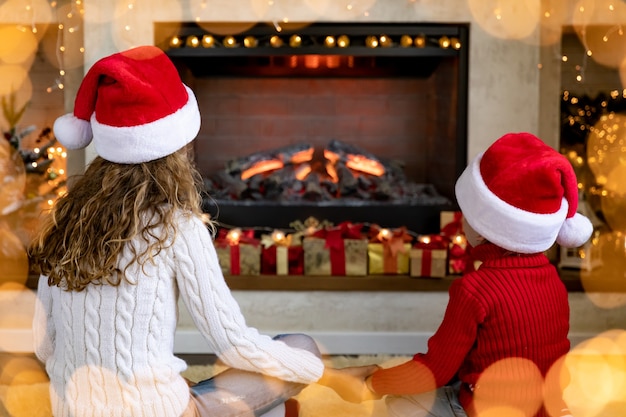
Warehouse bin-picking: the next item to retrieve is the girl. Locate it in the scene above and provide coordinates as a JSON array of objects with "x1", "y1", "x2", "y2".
[{"x1": 29, "y1": 45, "x2": 372, "y2": 417}]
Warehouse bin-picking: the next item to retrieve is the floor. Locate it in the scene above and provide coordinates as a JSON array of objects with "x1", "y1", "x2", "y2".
[{"x1": 0, "y1": 352, "x2": 408, "y2": 417}]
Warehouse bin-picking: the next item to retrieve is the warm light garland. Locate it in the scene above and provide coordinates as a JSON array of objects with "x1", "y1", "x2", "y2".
[{"x1": 166, "y1": 32, "x2": 463, "y2": 51}]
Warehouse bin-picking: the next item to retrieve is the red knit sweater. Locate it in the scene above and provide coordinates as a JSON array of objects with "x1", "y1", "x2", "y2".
[{"x1": 370, "y1": 243, "x2": 570, "y2": 417}]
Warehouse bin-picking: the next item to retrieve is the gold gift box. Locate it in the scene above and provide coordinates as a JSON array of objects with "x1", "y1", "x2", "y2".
[
  {"x1": 216, "y1": 244, "x2": 261, "y2": 276},
  {"x1": 410, "y1": 248, "x2": 448, "y2": 278},
  {"x1": 367, "y1": 243, "x2": 411, "y2": 275},
  {"x1": 303, "y1": 237, "x2": 368, "y2": 276}
]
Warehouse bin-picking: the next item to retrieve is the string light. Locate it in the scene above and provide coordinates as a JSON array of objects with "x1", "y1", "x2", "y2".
[
  {"x1": 244, "y1": 36, "x2": 258, "y2": 48},
  {"x1": 202, "y1": 35, "x2": 215, "y2": 48},
  {"x1": 223, "y1": 36, "x2": 237, "y2": 48}
]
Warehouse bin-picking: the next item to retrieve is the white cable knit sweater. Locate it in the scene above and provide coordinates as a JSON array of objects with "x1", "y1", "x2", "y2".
[{"x1": 32, "y1": 211, "x2": 324, "y2": 417}]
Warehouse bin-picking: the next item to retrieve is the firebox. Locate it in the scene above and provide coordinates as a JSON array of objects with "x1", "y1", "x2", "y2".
[{"x1": 156, "y1": 22, "x2": 469, "y2": 235}]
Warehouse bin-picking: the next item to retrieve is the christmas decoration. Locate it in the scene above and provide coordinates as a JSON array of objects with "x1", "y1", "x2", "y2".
[
  {"x1": 367, "y1": 225, "x2": 412, "y2": 275},
  {"x1": 410, "y1": 235, "x2": 449, "y2": 278},
  {"x1": 0, "y1": 92, "x2": 67, "y2": 262}
]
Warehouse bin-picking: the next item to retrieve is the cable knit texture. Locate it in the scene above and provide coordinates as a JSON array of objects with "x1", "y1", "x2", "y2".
[
  {"x1": 370, "y1": 243, "x2": 570, "y2": 417},
  {"x1": 32, "y1": 210, "x2": 324, "y2": 417}
]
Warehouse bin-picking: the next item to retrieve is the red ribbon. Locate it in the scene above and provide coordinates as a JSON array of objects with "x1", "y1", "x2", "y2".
[
  {"x1": 261, "y1": 246, "x2": 304, "y2": 275},
  {"x1": 312, "y1": 222, "x2": 364, "y2": 275},
  {"x1": 421, "y1": 249, "x2": 432, "y2": 276},
  {"x1": 414, "y1": 234, "x2": 449, "y2": 250},
  {"x1": 215, "y1": 228, "x2": 259, "y2": 275},
  {"x1": 449, "y1": 243, "x2": 469, "y2": 274},
  {"x1": 230, "y1": 245, "x2": 240, "y2": 275},
  {"x1": 441, "y1": 211, "x2": 464, "y2": 238}
]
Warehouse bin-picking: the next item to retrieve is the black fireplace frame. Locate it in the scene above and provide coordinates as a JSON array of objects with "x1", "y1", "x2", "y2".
[{"x1": 156, "y1": 22, "x2": 469, "y2": 235}]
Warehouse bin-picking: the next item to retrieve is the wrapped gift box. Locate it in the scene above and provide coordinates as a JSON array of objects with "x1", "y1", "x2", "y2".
[
  {"x1": 215, "y1": 229, "x2": 261, "y2": 276},
  {"x1": 367, "y1": 226, "x2": 413, "y2": 275},
  {"x1": 261, "y1": 245, "x2": 304, "y2": 275},
  {"x1": 440, "y1": 211, "x2": 470, "y2": 275},
  {"x1": 410, "y1": 236, "x2": 449, "y2": 278},
  {"x1": 303, "y1": 222, "x2": 367, "y2": 276},
  {"x1": 260, "y1": 232, "x2": 304, "y2": 275}
]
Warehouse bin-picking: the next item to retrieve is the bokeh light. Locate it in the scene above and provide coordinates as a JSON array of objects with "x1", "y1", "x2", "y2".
[
  {"x1": 473, "y1": 357, "x2": 543, "y2": 417},
  {"x1": 0, "y1": 0, "x2": 53, "y2": 25},
  {"x1": 562, "y1": 330, "x2": 626, "y2": 417},
  {"x1": 0, "y1": 26, "x2": 38, "y2": 66},
  {"x1": 579, "y1": 231, "x2": 626, "y2": 304},
  {"x1": 0, "y1": 282, "x2": 37, "y2": 332},
  {"x1": 468, "y1": 0, "x2": 541, "y2": 41},
  {"x1": 586, "y1": 113, "x2": 626, "y2": 186},
  {"x1": 0, "y1": 223, "x2": 29, "y2": 287},
  {"x1": 536, "y1": 0, "x2": 574, "y2": 46},
  {"x1": 0, "y1": 140, "x2": 26, "y2": 215},
  {"x1": 572, "y1": 0, "x2": 626, "y2": 69},
  {"x1": 40, "y1": 2, "x2": 85, "y2": 71},
  {"x1": 600, "y1": 166, "x2": 626, "y2": 232}
]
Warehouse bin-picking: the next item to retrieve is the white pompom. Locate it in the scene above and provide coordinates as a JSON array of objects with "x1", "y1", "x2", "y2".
[
  {"x1": 556, "y1": 213, "x2": 593, "y2": 248},
  {"x1": 53, "y1": 113, "x2": 93, "y2": 150}
]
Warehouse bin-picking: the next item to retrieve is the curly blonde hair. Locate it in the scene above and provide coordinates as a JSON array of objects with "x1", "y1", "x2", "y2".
[{"x1": 29, "y1": 147, "x2": 210, "y2": 291}]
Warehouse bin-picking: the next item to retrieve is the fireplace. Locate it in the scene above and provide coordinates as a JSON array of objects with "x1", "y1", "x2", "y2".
[{"x1": 156, "y1": 22, "x2": 469, "y2": 235}]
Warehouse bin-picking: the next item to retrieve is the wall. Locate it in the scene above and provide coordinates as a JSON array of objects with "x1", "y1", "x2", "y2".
[{"x1": 64, "y1": 1, "x2": 626, "y2": 354}]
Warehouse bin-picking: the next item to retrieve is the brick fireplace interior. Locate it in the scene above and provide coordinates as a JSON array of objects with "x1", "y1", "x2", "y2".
[{"x1": 156, "y1": 22, "x2": 469, "y2": 236}]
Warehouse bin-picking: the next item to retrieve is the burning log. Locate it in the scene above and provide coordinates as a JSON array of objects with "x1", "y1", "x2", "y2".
[
  {"x1": 225, "y1": 143, "x2": 314, "y2": 176},
  {"x1": 303, "y1": 173, "x2": 327, "y2": 201},
  {"x1": 207, "y1": 171, "x2": 248, "y2": 199},
  {"x1": 264, "y1": 165, "x2": 297, "y2": 200},
  {"x1": 324, "y1": 139, "x2": 386, "y2": 176},
  {"x1": 205, "y1": 140, "x2": 452, "y2": 207},
  {"x1": 334, "y1": 162, "x2": 359, "y2": 197}
]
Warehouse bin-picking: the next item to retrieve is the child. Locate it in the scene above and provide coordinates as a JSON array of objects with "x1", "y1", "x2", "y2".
[
  {"x1": 29, "y1": 45, "x2": 374, "y2": 417},
  {"x1": 349, "y1": 132, "x2": 593, "y2": 417}
]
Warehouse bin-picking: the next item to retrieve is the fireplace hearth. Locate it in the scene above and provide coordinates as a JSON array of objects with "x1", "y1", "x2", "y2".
[{"x1": 156, "y1": 22, "x2": 469, "y2": 235}]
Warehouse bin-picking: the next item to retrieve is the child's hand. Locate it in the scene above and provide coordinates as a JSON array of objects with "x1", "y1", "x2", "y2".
[{"x1": 318, "y1": 365, "x2": 383, "y2": 403}]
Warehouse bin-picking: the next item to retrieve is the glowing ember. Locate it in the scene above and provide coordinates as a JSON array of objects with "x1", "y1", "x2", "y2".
[
  {"x1": 346, "y1": 154, "x2": 385, "y2": 176},
  {"x1": 241, "y1": 159, "x2": 284, "y2": 180}
]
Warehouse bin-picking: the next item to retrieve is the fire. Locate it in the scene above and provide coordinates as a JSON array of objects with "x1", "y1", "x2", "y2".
[
  {"x1": 241, "y1": 159, "x2": 284, "y2": 180},
  {"x1": 295, "y1": 164, "x2": 312, "y2": 180},
  {"x1": 288, "y1": 148, "x2": 315, "y2": 164},
  {"x1": 346, "y1": 154, "x2": 385, "y2": 176},
  {"x1": 324, "y1": 149, "x2": 385, "y2": 177},
  {"x1": 325, "y1": 161, "x2": 338, "y2": 183},
  {"x1": 238, "y1": 143, "x2": 385, "y2": 183}
]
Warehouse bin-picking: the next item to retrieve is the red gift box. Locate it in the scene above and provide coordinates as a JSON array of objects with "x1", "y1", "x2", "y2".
[
  {"x1": 303, "y1": 221, "x2": 367, "y2": 276},
  {"x1": 410, "y1": 235, "x2": 449, "y2": 278},
  {"x1": 215, "y1": 228, "x2": 261, "y2": 275},
  {"x1": 440, "y1": 211, "x2": 470, "y2": 275},
  {"x1": 261, "y1": 245, "x2": 304, "y2": 275}
]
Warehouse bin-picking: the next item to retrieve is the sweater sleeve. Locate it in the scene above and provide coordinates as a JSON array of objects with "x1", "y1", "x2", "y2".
[
  {"x1": 32, "y1": 275, "x2": 55, "y2": 363},
  {"x1": 173, "y1": 215, "x2": 324, "y2": 384},
  {"x1": 371, "y1": 279, "x2": 486, "y2": 395}
]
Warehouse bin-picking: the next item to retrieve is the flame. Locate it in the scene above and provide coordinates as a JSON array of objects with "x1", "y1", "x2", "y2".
[
  {"x1": 323, "y1": 149, "x2": 385, "y2": 177},
  {"x1": 241, "y1": 159, "x2": 284, "y2": 180},
  {"x1": 288, "y1": 148, "x2": 315, "y2": 164},
  {"x1": 325, "y1": 161, "x2": 338, "y2": 183},
  {"x1": 324, "y1": 149, "x2": 340, "y2": 164},
  {"x1": 295, "y1": 164, "x2": 312, "y2": 180},
  {"x1": 346, "y1": 154, "x2": 385, "y2": 176}
]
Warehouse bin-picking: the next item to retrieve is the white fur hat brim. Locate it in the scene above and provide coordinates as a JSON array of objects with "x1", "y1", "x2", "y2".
[{"x1": 455, "y1": 152, "x2": 591, "y2": 253}]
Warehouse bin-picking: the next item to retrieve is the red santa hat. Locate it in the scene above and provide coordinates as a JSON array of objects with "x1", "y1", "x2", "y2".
[
  {"x1": 53, "y1": 45, "x2": 200, "y2": 163},
  {"x1": 455, "y1": 132, "x2": 593, "y2": 254}
]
